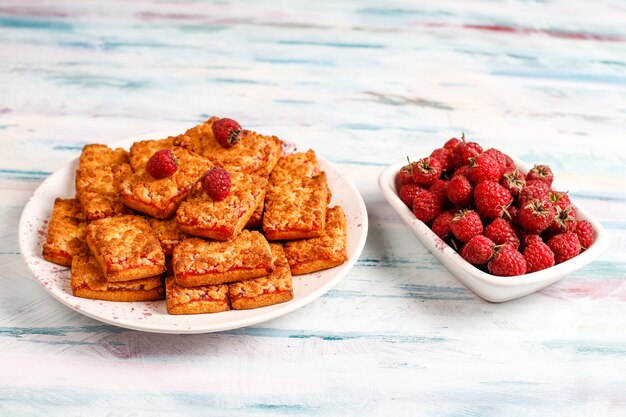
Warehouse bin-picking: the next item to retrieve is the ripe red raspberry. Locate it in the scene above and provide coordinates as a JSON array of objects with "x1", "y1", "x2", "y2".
[
  {"x1": 398, "y1": 162, "x2": 415, "y2": 186},
  {"x1": 432, "y1": 210, "x2": 455, "y2": 239},
  {"x1": 525, "y1": 179, "x2": 550, "y2": 194},
  {"x1": 519, "y1": 185, "x2": 549, "y2": 207},
  {"x1": 450, "y1": 209, "x2": 483, "y2": 243},
  {"x1": 519, "y1": 199, "x2": 555, "y2": 234},
  {"x1": 526, "y1": 164, "x2": 554, "y2": 188},
  {"x1": 547, "y1": 232, "x2": 581, "y2": 264},
  {"x1": 484, "y1": 218, "x2": 520, "y2": 249},
  {"x1": 212, "y1": 118, "x2": 242, "y2": 148},
  {"x1": 146, "y1": 149, "x2": 179, "y2": 179},
  {"x1": 412, "y1": 190, "x2": 443, "y2": 224},
  {"x1": 452, "y1": 165, "x2": 469, "y2": 178},
  {"x1": 447, "y1": 174, "x2": 473, "y2": 206},
  {"x1": 461, "y1": 235, "x2": 496, "y2": 265},
  {"x1": 452, "y1": 135, "x2": 483, "y2": 167},
  {"x1": 443, "y1": 137, "x2": 461, "y2": 151},
  {"x1": 549, "y1": 191, "x2": 571, "y2": 210},
  {"x1": 499, "y1": 168, "x2": 526, "y2": 197},
  {"x1": 549, "y1": 205, "x2": 577, "y2": 233},
  {"x1": 399, "y1": 183, "x2": 426, "y2": 208},
  {"x1": 503, "y1": 153, "x2": 516, "y2": 172},
  {"x1": 483, "y1": 148, "x2": 507, "y2": 174},
  {"x1": 488, "y1": 245, "x2": 527, "y2": 276},
  {"x1": 467, "y1": 153, "x2": 502, "y2": 184},
  {"x1": 524, "y1": 242, "x2": 555, "y2": 273},
  {"x1": 474, "y1": 180, "x2": 513, "y2": 221},
  {"x1": 574, "y1": 220, "x2": 594, "y2": 249},
  {"x1": 202, "y1": 167, "x2": 231, "y2": 201},
  {"x1": 429, "y1": 179, "x2": 449, "y2": 206},
  {"x1": 521, "y1": 233, "x2": 543, "y2": 247},
  {"x1": 412, "y1": 157, "x2": 442, "y2": 187},
  {"x1": 430, "y1": 147, "x2": 454, "y2": 171}
]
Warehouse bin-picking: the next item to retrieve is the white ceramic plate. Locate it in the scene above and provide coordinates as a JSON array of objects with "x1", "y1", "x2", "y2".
[
  {"x1": 378, "y1": 155, "x2": 609, "y2": 302},
  {"x1": 19, "y1": 132, "x2": 368, "y2": 333}
]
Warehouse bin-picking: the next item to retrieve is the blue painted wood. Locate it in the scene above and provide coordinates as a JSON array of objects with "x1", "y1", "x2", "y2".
[{"x1": 1, "y1": 1, "x2": 626, "y2": 415}]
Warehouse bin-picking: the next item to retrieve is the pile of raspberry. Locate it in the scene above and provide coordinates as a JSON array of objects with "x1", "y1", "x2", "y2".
[{"x1": 397, "y1": 135, "x2": 594, "y2": 277}]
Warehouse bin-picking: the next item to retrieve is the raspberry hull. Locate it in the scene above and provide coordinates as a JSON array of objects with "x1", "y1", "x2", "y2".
[{"x1": 396, "y1": 135, "x2": 595, "y2": 277}]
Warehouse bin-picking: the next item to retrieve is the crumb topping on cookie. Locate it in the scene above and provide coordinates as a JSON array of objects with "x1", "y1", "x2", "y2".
[
  {"x1": 263, "y1": 172, "x2": 328, "y2": 233},
  {"x1": 75, "y1": 144, "x2": 133, "y2": 220},
  {"x1": 284, "y1": 206, "x2": 348, "y2": 264},
  {"x1": 229, "y1": 243, "x2": 292, "y2": 299},
  {"x1": 86, "y1": 215, "x2": 165, "y2": 274},
  {"x1": 43, "y1": 198, "x2": 87, "y2": 265},
  {"x1": 173, "y1": 231, "x2": 274, "y2": 277},
  {"x1": 72, "y1": 255, "x2": 163, "y2": 292},
  {"x1": 270, "y1": 150, "x2": 320, "y2": 183}
]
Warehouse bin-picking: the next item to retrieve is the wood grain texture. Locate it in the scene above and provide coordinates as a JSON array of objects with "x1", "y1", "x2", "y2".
[{"x1": 1, "y1": 0, "x2": 626, "y2": 415}]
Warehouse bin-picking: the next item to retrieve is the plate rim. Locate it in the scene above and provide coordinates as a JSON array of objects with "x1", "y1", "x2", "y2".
[{"x1": 18, "y1": 132, "x2": 369, "y2": 334}]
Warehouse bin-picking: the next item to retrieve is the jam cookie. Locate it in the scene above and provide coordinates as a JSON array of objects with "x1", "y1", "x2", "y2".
[
  {"x1": 284, "y1": 206, "x2": 348, "y2": 275},
  {"x1": 147, "y1": 217, "x2": 187, "y2": 256},
  {"x1": 75, "y1": 144, "x2": 133, "y2": 221},
  {"x1": 42, "y1": 198, "x2": 87, "y2": 267},
  {"x1": 263, "y1": 172, "x2": 329, "y2": 240},
  {"x1": 118, "y1": 147, "x2": 212, "y2": 219},
  {"x1": 86, "y1": 215, "x2": 166, "y2": 281},
  {"x1": 229, "y1": 243, "x2": 293, "y2": 310},
  {"x1": 172, "y1": 230, "x2": 274, "y2": 287},
  {"x1": 165, "y1": 275, "x2": 230, "y2": 315},
  {"x1": 269, "y1": 149, "x2": 320, "y2": 183},
  {"x1": 129, "y1": 137, "x2": 175, "y2": 173},
  {"x1": 176, "y1": 172, "x2": 267, "y2": 241},
  {"x1": 173, "y1": 117, "x2": 283, "y2": 176},
  {"x1": 71, "y1": 254, "x2": 164, "y2": 302}
]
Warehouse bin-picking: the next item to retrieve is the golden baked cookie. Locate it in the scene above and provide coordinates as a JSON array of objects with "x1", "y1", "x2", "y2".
[
  {"x1": 176, "y1": 172, "x2": 267, "y2": 241},
  {"x1": 147, "y1": 216, "x2": 187, "y2": 256},
  {"x1": 229, "y1": 243, "x2": 293, "y2": 310},
  {"x1": 42, "y1": 198, "x2": 87, "y2": 267},
  {"x1": 129, "y1": 137, "x2": 175, "y2": 173},
  {"x1": 173, "y1": 117, "x2": 283, "y2": 176},
  {"x1": 71, "y1": 254, "x2": 164, "y2": 302},
  {"x1": 165, "y1": 275, "x2": 230, "y2": 315},
  {"x1": 75, "y1": 144, "x2": 133, "y2": 221},
  {"x1": 270, "y1": 149, "x2": 320, "y2": 183},
  {"x1": 284, "y1": 206, "x2": 348, "y2": 275},
  {"x1": 172, "y1": 231, "x2": 274, "y2": 287},
  {"x1": 86, "y1": 215, "x2": 166, "y2": 281},
  {"x1": 118, "y1": 147, "x2": 212, "y2": 219},
  {"x1": 263, "y1": 172, "x2": 329, "y2": 240}
]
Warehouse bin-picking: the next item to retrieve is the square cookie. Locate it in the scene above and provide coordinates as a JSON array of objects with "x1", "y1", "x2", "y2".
[
  {"x1": 229, "y1": 243, "x2": 294, "y2": 310},
  {"x1": 118, "y1": 147, "x2": 213, "y2": 219},
  {"x1": 262, "y1": 172, "x2": 329, "y2": 240},
  {"x1": 42, "y1": 198, "x2": 87, "y2": 267},
  {"x1": 129, "y1": 136, "x2": 175, "y2": 173},
  {"x1": 71, "y1": 254, "x2": 164, "y2": 302},
  {"x1": 147, "y1": 217, "x2": 187, "y2": 256},
  {"x1": 75, "y1": 144, "x2": 133, "y2": 221},
  {"x1": 270, "y1": 149, "x2": 320, "y2": 183},
  {"x1": 165, "y1": 275, "x2": 230, "y2": 315},
  {"x1": 172, "y1": 231, "x2": 274, "y2": 287},
  {"x1": 86, "y1": 215, "x2": 166, "y2": 281},
  {"x1": 176, "y1": 171, "x2": 267, "y2": 240},
  {"x1": 284, "y1": 206, "x2": 348, "y2": 275},
  {"x1": 173, "y1": 117, "x2": 283, "y2": 176}
]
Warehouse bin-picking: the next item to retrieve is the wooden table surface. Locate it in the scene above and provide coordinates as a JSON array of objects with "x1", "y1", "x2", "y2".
[{"x1": 2, "y1": 1, "x2": 626, "y2": 415}]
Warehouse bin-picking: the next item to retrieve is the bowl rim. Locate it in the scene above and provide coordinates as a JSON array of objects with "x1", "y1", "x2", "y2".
[{"x1": 378, "y1": 154, "x2": 610, "y2": 288}]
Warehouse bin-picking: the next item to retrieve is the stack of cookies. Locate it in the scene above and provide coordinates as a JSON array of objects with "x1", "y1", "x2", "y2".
[{"x1": 42, "y1": 116, "x2": 348, "y2": 315}]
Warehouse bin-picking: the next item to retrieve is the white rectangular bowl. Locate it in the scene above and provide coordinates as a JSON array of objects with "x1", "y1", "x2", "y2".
[{"x1": 378, "y1": 156, "x2": 609, "y2": 302}]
